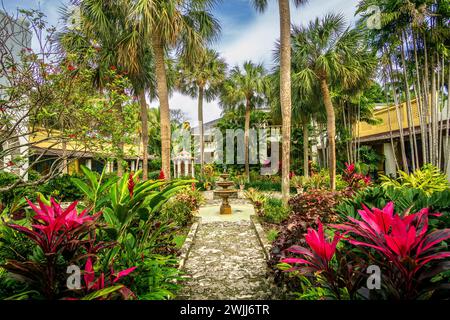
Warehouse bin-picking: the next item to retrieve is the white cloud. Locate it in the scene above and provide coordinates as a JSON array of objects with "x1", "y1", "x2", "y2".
[{"x1": 170, "y1": 0, "x2": 360, "y2": 125}]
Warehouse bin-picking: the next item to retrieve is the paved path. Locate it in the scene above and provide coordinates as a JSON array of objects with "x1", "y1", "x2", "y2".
[{"x1": 177, "y1": 201, "x2": 274, "y2": 300}]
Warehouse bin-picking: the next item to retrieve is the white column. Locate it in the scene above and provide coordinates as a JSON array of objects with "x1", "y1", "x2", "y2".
[
  {"x1": 177, "y1": 159, "x2": 181, "y2": 178},
  {"x1": 191, "y1": 159, "x2": 195, "y2": 177},
  {"x1": 184, "y1": 160, "x2": 188, "y2": 176},
  {"x1": 107, "y1": 161, "x2": 114, "y2": 173},
  {"x1": 383, "y1": 143, "x2": 397, "y2": 177},
  {"x1": 131, "y1": 160, "x2": 135, "y2": 172},
  {"x1": 86, "y1": 159, "x2": 92, "y2": 170}
]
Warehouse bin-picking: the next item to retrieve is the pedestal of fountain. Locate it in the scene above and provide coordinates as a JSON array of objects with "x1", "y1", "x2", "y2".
[{"x1": 213, "y1": 173, "x2": 238, "y2": 215}]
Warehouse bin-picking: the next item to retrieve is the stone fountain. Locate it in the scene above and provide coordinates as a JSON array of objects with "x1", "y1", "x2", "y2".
[{"x1": 213, "y1": 173, "x2": 238, "y2": 215}]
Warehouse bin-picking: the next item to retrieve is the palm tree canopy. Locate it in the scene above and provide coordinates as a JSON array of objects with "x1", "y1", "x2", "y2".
[
  {"x1": 291, "y1": 13, "x2": 377, "y2": 95},
  {"x1": 176, "y1": 48, "x2": 227, "y2": 102},
  {"x1": 132, "y1": 0, "x2": 221, "y2": 60},
  {"x1": 220, "y1": 61, "x2": 267, "y2": 111}
]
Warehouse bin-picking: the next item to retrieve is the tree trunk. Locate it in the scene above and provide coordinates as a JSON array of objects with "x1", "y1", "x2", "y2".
[
  {"x1": 445, "y1": 64, "x2": 450, "y2": 170},
  {"x1": 302, "y1": 117, "x2": 309, "y2": 178},
  {"x1": 138, "y1": 90, "x2": 149, "y2": 180},
  {"x1": 320, "y1": 77, "x2": 336, "y2": 191},
  {"x1": 388, "y1": 56, "x2": 409, "y2": 173},
  {"x1": 412, "y1": 31, "x2": 428, "y2": 164},
  {"x1": 431, "y1": 56, "x2": 438, "y2": 166},
  {"x1": 152, "y1": 33, "x2": 171, "y2": 179},
  {"x1": 401, "y1": 36, "x2": 418, "y2": 170},
  {"x1": 244, "y1": 97, "x2": 251, "y2": 181},
  {"x1": 279, "y1": 0, "x2": 292, "y2": 205},
  {"x1": 198, "y1": 86, "x2": 204, "y2": 173}
]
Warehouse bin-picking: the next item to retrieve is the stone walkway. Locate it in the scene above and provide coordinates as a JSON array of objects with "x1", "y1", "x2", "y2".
[{"x1": 177, "y1": 201, "x2": 274, "y2": 300}]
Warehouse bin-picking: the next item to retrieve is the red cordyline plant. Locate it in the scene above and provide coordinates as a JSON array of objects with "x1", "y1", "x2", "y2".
[
  {"x1": 332, "y1": 202, "x2": 450, "y2": 299},
  {"x1": 76, "y1": 258, "x2": 137, "y2": 300},
  {"x1": 342, "y1": 162, "x2": 371, "y2": 192},
  {"x1": 282, "y1": 202, "x2": 450, "y2": 299},
  {"x1": 7, "y1": 198, "x2": 101, "y2": 256},
  {"x1": 282, "y1": 220, "x2": 341, "y2": 272},
  {"x1": 2, "y1": 197, "x2": 112, "y2": 299}
]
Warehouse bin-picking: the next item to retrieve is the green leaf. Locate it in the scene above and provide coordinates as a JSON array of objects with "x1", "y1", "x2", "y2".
[{"x1": 81, "y1": 285, "x2": 124, "y2": 300}]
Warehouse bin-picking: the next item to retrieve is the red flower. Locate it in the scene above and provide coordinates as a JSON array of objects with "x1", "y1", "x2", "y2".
[
  {"x1": 128, "y1": 173, "x2": 135, "y2": 198},
  {"x1": 191, "y1": 182, "x2": 196, "y2": 191},
  {"x1": 67, "y1": 64, "x2": 76, "y2": 71},
  {"x1": 289, "y1": 171, "x2": 295, "y2": 179},
  {"x1": 345, "y1": 162, "x2": 355, "y2": 173},
  {"x1": 7, "y1": 161, "x2": 15, "y2": 167},
  {"x1": 110, "y1": 65, "x2": 117, "y2": 71},
  {"x1": 158, "y1": 169, "x2": 165, "y2": 180}
]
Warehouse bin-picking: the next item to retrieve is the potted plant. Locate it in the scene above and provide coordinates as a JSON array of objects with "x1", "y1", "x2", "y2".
[
  {"x1": 204, "y1": 181, "x2": 212, "y2": 191},
  {"x1": 291, "y1": 175, "x2": 307, "y2": 194},
  {"x1": 235, "y1": 175, "x2": 246, "y2": 191}
]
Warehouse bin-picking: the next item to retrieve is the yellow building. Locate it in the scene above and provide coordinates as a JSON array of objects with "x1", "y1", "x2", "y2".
[
  {"x1": 26, "y1": 129, "x2": 150, "y2": 175},
  {"x1": 354, "y1": 98, "x2": 450, "y2": 177}
]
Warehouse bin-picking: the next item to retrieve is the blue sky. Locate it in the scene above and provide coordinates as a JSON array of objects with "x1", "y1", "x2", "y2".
[{"x1": 2, "y1": 0, "x2": 360, "y2": 123}]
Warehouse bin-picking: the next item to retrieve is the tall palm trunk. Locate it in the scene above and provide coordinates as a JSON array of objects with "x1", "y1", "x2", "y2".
[
  {"x1": 138, "y1": 90, "x2": 149, "y2": 180},
  {"x1": 302, "y1": 117, "x2": 309, "y2": 178},
  {"x1": 244, "y1": 97, "x2": 251, "y2": 181},
  {"x1": 320, "y1": 77, "x2": 336, "y2": 190},
  {"x1": 279, "y1": 0, "x2": 292, "y2": 204},
  {"x1": 152, "y1": 33, "x2": 171, "y2": 179},
  {"x1": 198, "y1": 86, "x2": 204, "y2": 172}
]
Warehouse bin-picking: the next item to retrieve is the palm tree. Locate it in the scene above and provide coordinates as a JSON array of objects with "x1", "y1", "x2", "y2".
[
  {"x1": 291, "y1": 13, "x2": 376, "y2": 190},
  {"x1": 220, "y1": 61, "x2": 267, "y2": 181},
  {"x1": 60, "y1": 0, "x2": 155, "y2": 179},
  {"x1": 251, "y1": 0, "x2": 308, "y2": 204},
  {"x1": 131, "y1": 0, "x2": 220, "y2": 179},
  {"x1": 176, "y1": 49, "x2": 227, "y2": 172}
]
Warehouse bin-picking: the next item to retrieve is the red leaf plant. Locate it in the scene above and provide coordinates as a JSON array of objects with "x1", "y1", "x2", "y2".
[
  {"x1": 281, "y1": 220, "x2": 341, "y2": 272},
  {"x1": 342, "y1": 162, "x2": 371, "y2": 194},
  {"x1": 2, "y1": 197, "x2": 115, "y2": 299},
  {"x1": 281, "y1": 202, "x2": 450, "y2": 299},
  {"x1": 78, "y1": 258, "x2": 136, "y2": 300},
  {"x1": 331, "y1": 202, "x2": 450, "y2": 299},
  {"x1": 158, "y1": 169, "x2": 165, "y2": 180}
]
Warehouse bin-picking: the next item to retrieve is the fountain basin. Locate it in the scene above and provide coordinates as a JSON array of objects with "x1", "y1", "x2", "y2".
[
  {"x1": 213, "y1": 189, "x2": 238, "y2": 215},
  {"x1": 216, "y1": 181, "x2": 235, "y2": 188}
]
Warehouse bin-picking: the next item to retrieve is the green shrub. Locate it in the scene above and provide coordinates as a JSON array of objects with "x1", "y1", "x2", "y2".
[
  {"x1": 0, "y1": 171, "x2": 35, "y2": 209},
  {"x1": 262, "y1": 198, "x2": 290, "y2": 224},
  {"x1": 380, "y1": 164, "x2": 450, "y2": 196},
  {"x1": 148, "y1": 170, "x2": 162, "y2": 180},
  {"x1": 335, "y1": 185, "x2": 450, "y2": 229},
  {"x1": 160, "y1": 187, "x2": 205, "y2": 227},
  {"x1": 37, "y1": 173, "x2": 87, "y2": 202},
  {"x1": 267, "y1": 228, "x2": 279, "y2": 242}
]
